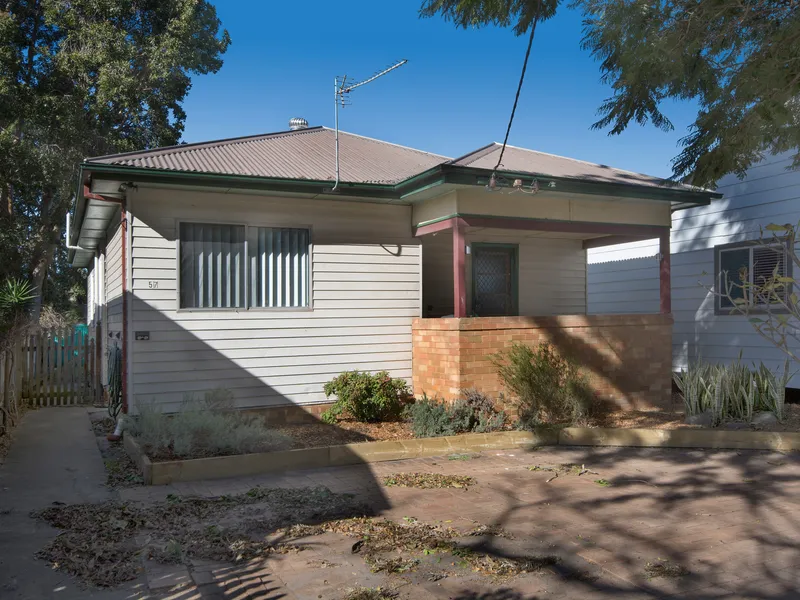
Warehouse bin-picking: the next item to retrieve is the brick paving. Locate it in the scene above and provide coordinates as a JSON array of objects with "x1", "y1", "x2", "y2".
[{"x1": 120, "y1": 445, "x2": 800, "y2": 600}]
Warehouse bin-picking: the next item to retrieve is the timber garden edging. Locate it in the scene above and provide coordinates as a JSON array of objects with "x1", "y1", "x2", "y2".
[{"x1": 124, "y1": 427, "x2": 800, "y2": 486}]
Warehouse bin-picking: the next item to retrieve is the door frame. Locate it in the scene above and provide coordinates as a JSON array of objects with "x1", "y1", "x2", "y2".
[{"x1": 470, "y1": 242, "x2": 519, "y2": 316}]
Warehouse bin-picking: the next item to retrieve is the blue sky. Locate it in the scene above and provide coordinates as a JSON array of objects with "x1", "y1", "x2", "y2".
[{"x1": 181, "y1": 0, "x2": 698, "y2": 178}]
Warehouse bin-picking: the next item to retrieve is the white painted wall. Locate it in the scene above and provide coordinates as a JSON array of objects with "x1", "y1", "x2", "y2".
[
  {"x1": 104, "y1": 222, "x2": 123, "y2": 385},
  {"x1": 588, "y1": 152, "x2": 800, "y2": 382},
  {"x1": 422, "y1": 229, "x2": 587, "y2": 316},
  {"x1": 127, "y1": 187, "x2": 421, "y2": 412}
]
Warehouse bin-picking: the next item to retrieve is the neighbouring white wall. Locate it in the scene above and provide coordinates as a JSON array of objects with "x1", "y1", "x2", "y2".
[
  {"x1": 588, "y1": 152, "x2": 800, "y2": 383},
  {"x1": 127, "y1": 187, "x2": 421, "y2": 412},
  {"x1": 588, "y1": 258, "x2": 659, "y2": 315},
  {"x1": 86, "y1": 267, "x2": 95, "y2": 325},
  {"x1": 422, "y1": 230, "x2": 587, "y2": 316}
]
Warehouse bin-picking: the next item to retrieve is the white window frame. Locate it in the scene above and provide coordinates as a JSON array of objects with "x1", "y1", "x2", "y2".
[
  {"x1": 715, "y1": 240, "x2": 792, "y2": 315},
  {"x1": 176, "y1": 219, "x2": 313, "y2": 312}
]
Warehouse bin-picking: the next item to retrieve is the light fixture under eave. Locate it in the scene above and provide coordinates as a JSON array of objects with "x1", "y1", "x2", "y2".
[{"x1": 514, "y1": 178, "x2": 540, "y2": 195}]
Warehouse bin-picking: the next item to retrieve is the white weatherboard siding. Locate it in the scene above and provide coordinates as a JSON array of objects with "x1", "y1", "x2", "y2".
[
  {"x1": 588, "y1": 153, "x2": 800, "y2": 383},
  {"x1": 104, "y1": 222, "x2": 123, "y2": 385},
  {"x1": 587, "y1": 258, "x2": 659, "y2": 315},
  {"x1": 127, "y1": 187, "x2": 420, "y2": 412},
  {"x1": 422, "y1": 230, "x2": 587, "y2": 316}
]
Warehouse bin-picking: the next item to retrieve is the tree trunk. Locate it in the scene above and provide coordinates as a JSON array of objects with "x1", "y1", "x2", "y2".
[
  {"x1": 0, "y1": 184, "x2": 11, "y2": 219},
  {"x1": 29, "y1": 189, "x2": 67, "y2": 323}
]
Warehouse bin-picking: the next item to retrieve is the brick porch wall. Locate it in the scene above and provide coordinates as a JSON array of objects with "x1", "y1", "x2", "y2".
[{"x1": 412, "y1": 314, "x2": 673, "y2": 410}]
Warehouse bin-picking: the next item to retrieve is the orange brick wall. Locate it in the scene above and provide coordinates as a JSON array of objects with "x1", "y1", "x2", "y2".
[{"x1": 412, "y1": 315, "x2": 673, "y2": 410}]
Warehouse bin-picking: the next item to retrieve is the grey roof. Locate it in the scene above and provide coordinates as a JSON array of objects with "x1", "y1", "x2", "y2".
[
  {"x1": 450, "y1": 143, "x2": 697, "y2": 190},
  {"x1": 87, "y1": 126, "x2": 450, "y2": 185}
]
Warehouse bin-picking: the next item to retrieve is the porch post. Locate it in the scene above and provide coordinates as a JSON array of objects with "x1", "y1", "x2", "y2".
[
  {"x1": 659, "y1": 230, "x2": 671, "y2": 315},
  {"x1": 453, "y1": 221, "x2": 467, "y2": 317}
]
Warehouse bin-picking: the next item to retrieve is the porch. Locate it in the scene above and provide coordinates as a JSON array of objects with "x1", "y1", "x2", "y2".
[{"x1": 412, "y1": 212, "x2": 674, "y2": 410}]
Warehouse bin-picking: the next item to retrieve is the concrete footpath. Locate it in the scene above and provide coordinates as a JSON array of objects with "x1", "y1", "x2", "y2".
[{"x1": 0, "y1": 408, "x2": 142, "y2": 600}]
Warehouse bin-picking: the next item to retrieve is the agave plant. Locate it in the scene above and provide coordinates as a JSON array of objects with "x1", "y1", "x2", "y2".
[{"x1": 0, "y1": 278, "x2": 36, "y2": 317}]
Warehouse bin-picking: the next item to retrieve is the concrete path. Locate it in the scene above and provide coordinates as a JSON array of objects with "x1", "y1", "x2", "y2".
[{"x1": 0, "y1": 408, "x2": 141, "y2": 600}]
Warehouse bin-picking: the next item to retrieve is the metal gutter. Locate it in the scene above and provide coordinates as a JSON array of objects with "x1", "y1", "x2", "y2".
[{"x1": 69, "y1": 160, "x2": 719, "y2": 262}]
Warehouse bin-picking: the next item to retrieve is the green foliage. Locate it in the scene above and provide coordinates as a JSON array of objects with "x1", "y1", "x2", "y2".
[
  {"x1": 0, "y1": 278, "x2": 35, "y2": 317},
  {"x1": 128, "y1": 389, "x2": 290, "y2": 459},
  {"x1": 406, "y1": 390, "x2": 506, "y2": 438},
  {"x1": 1, "y1": 0, "x2": 230, "y2": 315},
  {"x1": 0, "y1": 277, "x2": 36, "y2": 349},
  {"x1": 493, "y1": 342, "x2": 593, "y2": 428},
  {"x1": 420, "y1": 0, "x2": 559, "y2": 35},
  {"x1": 674, "y1": 357, "x2": 789, "y2": 426},
  {"x1": 322, "y1": 371, "x2": 409, "y2": 424},
  {"x1": 421, "y1": 0, "x2": 800, "y2": 187},
  {"x1": 713, "y1": 223, "x2": 800, "y2": 371}
]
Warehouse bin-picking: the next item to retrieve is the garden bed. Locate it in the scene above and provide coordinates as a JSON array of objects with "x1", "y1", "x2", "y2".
[
  {"x1": 124, "y1": 423, "x2": 800, "y2": 486},
  {"x1": 587, "y1": 404, "x2": 800, "y2": 432},
  {"x1": 124, "y1": 430, "x2": 558, "y2": 485},
  {"x1": 274, "y1": 419, "x2": 414, "y2": 449}
]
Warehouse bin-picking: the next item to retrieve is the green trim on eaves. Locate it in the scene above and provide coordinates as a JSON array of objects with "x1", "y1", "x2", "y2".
[
  {"x1": 84, "y1": 163, "x2": 401, "y2": 199},
  {"x1": 81, "y1": 160, "x2": 719, "y2": 206},
  {"x1": 414, "y1": 212, "x2": 671, "y2": 230}
]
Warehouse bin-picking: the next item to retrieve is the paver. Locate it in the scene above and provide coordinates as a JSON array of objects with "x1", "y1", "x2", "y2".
[{"x1": 4, "y1": 408, "x2": 800, "y2": 598}]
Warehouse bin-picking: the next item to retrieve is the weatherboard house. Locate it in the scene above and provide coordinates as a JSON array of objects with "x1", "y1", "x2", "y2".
[{"x1": 69, "y1": 122, "x2": 719, "y2": 417}]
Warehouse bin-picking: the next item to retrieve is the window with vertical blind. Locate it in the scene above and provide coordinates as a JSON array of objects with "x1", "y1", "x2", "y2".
[
  {"x1": 179, "y1": 223, "x2": 309, "y2": 310},
  {"x1": 715, "y1": 241, "x2": 791, "y2": 313}
]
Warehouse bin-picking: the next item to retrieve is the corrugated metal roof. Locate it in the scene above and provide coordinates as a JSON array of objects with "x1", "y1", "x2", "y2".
[
  {"x1": 87, "y1": 127, "x2": 450, "y2": 185},
  {"x1": 87, "y1": 129, "x2": 704, "y2": 192},
  {"x1": 450, "y1": 143, "x2": 698, "y2": 191}
]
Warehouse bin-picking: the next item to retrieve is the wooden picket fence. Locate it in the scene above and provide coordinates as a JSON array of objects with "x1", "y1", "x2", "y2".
[
  {"x1": 1, "y1": 346, "x2": 24, "y2": 436},
  {"x1": 9, "y1": 328, "x2": 104, "y2": 407}
]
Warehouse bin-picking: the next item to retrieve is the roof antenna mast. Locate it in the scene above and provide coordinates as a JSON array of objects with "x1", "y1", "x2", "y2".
[{"x1": 332, "y1": 59, "x2": 407, "y2": 192}]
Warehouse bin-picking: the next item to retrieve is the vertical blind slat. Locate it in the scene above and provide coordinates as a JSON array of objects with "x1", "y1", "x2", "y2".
[{"x1": 180, "y1": 223, "x2": 307, "y2": 309}]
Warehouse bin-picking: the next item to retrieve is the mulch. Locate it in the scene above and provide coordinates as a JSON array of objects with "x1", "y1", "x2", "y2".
[
  {"x1": 587, "y1": 402, "x2": 800, "y2": 432},
  {"x1": 274, "y1": 419, "x2": 414, "y2": 449}
]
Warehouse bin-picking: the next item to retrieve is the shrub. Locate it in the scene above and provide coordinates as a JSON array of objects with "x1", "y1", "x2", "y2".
[
  {"x1": 406, "y1": 390, "x2": 507, "y2": 438},
  {"x1": 321, "y1": 371, "x2": 409, "y2": 424},
  {"x1": 493, "y1": 342, "x2": 593, "y2": 428},
  {"x1": 128, "y1": 388, "x2": 291, "y2": 459},
  {"x1": 674, "y1": 356, "x2": 788, "y2": 425}
]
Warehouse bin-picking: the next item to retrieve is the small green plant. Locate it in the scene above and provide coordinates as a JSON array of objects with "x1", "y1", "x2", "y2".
[
  {"x1": 128, "y1": 389, "x2": 291, "y2": 460},
  {"x1": 406, "y1": 390, "x2": 506, "y2": 438},
  {"x1": 321, "y1": 371, "x2": 409, "y2": 423},
  {"x1": 594, "y1": 479, "x2": 612, "y2": 487},
  {"x1": 447, "y1": 453, "x2": 478, "y2": 461},
  {"x1": 674, "y1": 355, "x2": 789, "y2": 425},
  {"x1": 0, "y1": 277, "x2": 36, "y2": 348},
  {"x1": 382, "y1": 473, "x2": 475, "y2": 489},
  {"x1": 644, "y1": 558, "x2": 689, "y2": 578},
  {"x1": 493, "y1": 342, "x2": 593, "y2": 428}
]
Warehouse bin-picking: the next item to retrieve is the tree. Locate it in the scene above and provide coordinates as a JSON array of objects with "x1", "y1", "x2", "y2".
[
  {"x1": 420, "y1": 0, "x2": 800, "y2": 188},
  {"x1": 0, "y1": 0, "x2": 230, "y2": 320},
  {"x1": 714, "y1": 223, "x2": 800, "y2": 367}
]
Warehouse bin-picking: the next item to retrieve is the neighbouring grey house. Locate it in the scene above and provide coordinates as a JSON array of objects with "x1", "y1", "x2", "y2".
[
  {"x1": 69, "y1": 122, "x2": 718, "y2": 416},
  {"x1": 587, "y1": 151, "x2": 800, "y2": 386}
]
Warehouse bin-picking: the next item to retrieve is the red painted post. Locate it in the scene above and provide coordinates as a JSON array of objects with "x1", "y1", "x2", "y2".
[
  {"x1": 453, "y1": 222, "x2": 466, "y2": 318},
  {"x1": 659, "y1": 230, "x2": 671, "y2": 314}
]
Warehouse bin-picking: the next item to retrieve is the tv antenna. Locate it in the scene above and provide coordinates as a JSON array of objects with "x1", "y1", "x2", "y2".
[{"x1": 332, "y1": 59, "x2": 407, "y2": 192}]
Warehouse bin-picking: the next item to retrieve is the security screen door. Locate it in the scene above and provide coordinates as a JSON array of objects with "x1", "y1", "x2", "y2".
[{"x1": 472, "y1": 244, "x2": 518, "y2": 317}]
